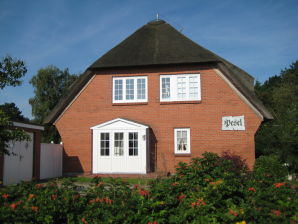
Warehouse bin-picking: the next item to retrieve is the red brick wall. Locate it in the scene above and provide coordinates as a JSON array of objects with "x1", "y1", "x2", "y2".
[{"x1": 55, "y1": 65, "x2": 262, "y2": 174}]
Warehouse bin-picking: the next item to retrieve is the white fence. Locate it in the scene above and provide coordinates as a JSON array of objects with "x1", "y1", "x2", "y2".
[
  {"x1": 3, "y1": 133, "x2": 34, "y2": 185},
  {"x1": 40, "y1": 143, "x2": 63, "y2": 179}
]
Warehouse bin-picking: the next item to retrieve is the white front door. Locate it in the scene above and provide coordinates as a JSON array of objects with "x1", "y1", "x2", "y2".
[
  {"x1": 91, "y1": 118, "x2": 148, "y2": 174},
  {"x1": 95, "y1": 130, "x2": 145, "y2": 173},
  {"x1": 3, "y1": 132, "x2": 34, "y2": 185}
]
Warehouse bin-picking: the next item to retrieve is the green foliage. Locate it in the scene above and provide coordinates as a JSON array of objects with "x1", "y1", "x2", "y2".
[
  {"x1": 1, "y1": 153, "x2": 296, "y2": 223},
  {"x1": 0, "y1": 55, "x2": 27, "y2": 89},
  {"x1": 0, "y1": 55, "x2": 30, "y2": 155},
  {"x1": 29, "y1": 65, "x2": 78, "y2": 143},
  {"x1": 0, "y1": 102, "x2": 29, "y2": 122},
  {"x1": 255, "y1": 61, "x2": 298, "y2": 173},
  {"x1": 0, "y1": 109, "x2": 30, "y2": 155},
  {"x1": 253, "y1": 155, "x2": 288, "y2": 184}
]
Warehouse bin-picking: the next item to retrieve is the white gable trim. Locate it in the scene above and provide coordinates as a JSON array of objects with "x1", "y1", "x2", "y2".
[
  {"x1": 53, "y1": 75, "x2": 95, "y2": 125},
  {"x1": 213, "y1": 68, "x2": 264, "y2": 121},
  {"x1": 90, "y1": 118, "x2": 149, "y2": 130},
  {"x1": 13, "y1": 122, "x2": 44, "y2": 131}
]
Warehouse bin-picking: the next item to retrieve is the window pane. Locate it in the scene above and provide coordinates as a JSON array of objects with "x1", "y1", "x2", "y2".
[
  {"x1": 161, "y1": 78, "x2": 170, "y2": 99},
  {"x1": 177, "y1": 77, "x2": 186, "y2": 99},
  {"x1": 176, "y1": 130, "x2": 188, "y2": 152},
  {"x1": 100, "y1": 133, "x2": 110, "y2": 156},
  {"x1": 129, "y1": 132, "x2": 138, "y2": 156},
  {"x1": 189, "y1": 76, "x2": 198, "y2": 99},
  {"x1": 114, "y1": 80, "x2": 123, "y2": 100},
  {"x1": 114, "y1": 132, "x2": 124, "y2": 156},
  {"x1": 126, "y1": 79, "x2": 134, "y2": 100},
  {"x1": 137, "y1": 78, "x2": 146, "y2": 99}
]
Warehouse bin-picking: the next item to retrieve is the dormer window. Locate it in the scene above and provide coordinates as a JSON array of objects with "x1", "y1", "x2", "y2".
[
  {"x1": 113, "y1": 76, "x2": 148, "y2": 103},
  {"x1": 160, "y1": 74, "x2": 201, "y2": 102}
]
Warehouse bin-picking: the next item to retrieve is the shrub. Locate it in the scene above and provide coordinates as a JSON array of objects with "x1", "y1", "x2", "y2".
[
  {"x1": 253, "y1": 155, "x2": 288, "y2": 184},
  {"x1": 0, "y1": 152, "x2": 297, "y2": 224}
]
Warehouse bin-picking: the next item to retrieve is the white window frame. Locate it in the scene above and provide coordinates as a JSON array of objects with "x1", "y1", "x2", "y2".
[
  {"x1": 160, "y1": 74, "x2": 201, "y2": 102},
  {"x1": 174, "y1": 128, "x2": 191, "y2": 154},
  {"x1": 113, "y1": 76, "x2": 148, "y2": 103}
]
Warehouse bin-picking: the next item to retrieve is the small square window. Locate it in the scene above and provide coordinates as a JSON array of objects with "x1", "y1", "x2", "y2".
[{"x1": 174, "y1": 128, "x2": 190, "y2": 154}]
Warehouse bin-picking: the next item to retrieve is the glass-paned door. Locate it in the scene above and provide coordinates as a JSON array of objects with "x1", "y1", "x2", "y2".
[{"x1": 114, "y1": 132, "x2": 124, "y2": 156}]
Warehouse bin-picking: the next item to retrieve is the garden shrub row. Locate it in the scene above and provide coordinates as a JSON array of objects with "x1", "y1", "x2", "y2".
[{"x1": 1, "y1": 152, "x2": 297, "y2": 223}]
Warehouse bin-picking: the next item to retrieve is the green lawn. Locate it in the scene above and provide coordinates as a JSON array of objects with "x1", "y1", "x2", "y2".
[{"x1": 63, "y1": 176, "x2": 153, "y2": 186}]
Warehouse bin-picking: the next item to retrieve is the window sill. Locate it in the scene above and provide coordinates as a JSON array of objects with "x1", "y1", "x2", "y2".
[
  {"x1": 112, "y1": 102, "x2": 148, "y2": 106},
  {"x1": 160, "y1": 100, "x2": 201, "y2": 105},
  {"x1": 174, "y1": 153, "x2": 192, "y2": 157}
]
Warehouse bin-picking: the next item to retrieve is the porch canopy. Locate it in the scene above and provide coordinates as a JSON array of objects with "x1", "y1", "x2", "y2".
[{"x1": 91, "y1": 118, "x2": 149, "y2": 174}]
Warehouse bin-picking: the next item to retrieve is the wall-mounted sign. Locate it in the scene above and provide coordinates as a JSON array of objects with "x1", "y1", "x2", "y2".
[{"x1": 222, "y1": 115, "x2": 245, "y2": 131}]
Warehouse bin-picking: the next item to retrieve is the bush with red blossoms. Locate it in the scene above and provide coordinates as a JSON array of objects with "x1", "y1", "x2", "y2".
[{"x1": 0, "y1": 152, "x2": 297, "y2": 223}]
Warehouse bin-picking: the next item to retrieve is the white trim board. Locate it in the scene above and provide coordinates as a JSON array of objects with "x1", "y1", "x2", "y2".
[
  {"x1": 213, "y1": 68, "x2": 264, "y2": 121},
  {"x1": 13, "y1": 122, "x2": 44, "y2": 131}
]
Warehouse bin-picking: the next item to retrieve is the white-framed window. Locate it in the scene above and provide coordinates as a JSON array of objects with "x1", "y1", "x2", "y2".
[
  {"x1": 100, "y1": 133, "x2": 110, "y2": 156},
  {"x1": 160, "y1": 74, "x2": 201, "y2": 102},
  {"x1": 174, "y1": 128, "x2": 191, "y2": 154},
  {"x1": 114, "y1": 132, "x2": 124, "y2": 156},
  {"x1": 129, "y1": 132, "x2": 138, "y2": 156},
  {"x1": 113, "y1": 76, "x2": 148, "y2": 103}
]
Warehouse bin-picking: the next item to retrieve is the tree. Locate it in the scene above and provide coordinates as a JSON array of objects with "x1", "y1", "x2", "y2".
[
  {"x1": 0, "y1": 110, "x2": 30, "y2": 155},
  {"x1": 0, "y1": 55, "x2": 27, "y2": 89},
  {"x1": 0, "y1": 103, "x2": 29, "y2": 122},
  {"x1": 255, "y1": 61, "x2": 298, "y2": 173},
  {"x1": 29, "y1": 65, "x2": 78, "y2": 143},
  {"x1": 0, "y1": 56, "x2": 29, "y2": 155}
]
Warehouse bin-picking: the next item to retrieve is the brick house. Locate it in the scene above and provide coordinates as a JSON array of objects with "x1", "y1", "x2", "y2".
[{"x1": 45, "y1": 20, "x2": 272, "y2": 176}]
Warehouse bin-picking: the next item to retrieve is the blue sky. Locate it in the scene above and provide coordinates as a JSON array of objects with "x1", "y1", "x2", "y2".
[{"x1": 1, "y1": 0, "x2": 297, "y2": 119}]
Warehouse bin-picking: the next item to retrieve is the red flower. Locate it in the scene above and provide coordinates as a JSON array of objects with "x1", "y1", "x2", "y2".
[
  {"x1": 139, "y1": 189, "x2": 149, "y2": 196},
  {"x1": 51, "y1": 194, "x2": 57, "y2": 200},
  {"x1": 248, "y1": 187, "x2": 256, "y2": 192},
  {"x1": 133, "y1": 184, "x2": 139, "y2": 189},
  {"x1": 196, "y1": 198, "x2": 206, "y2": 206},
  {"x1": 210, "y1": 180, "x2": 223, "y2": 185},
  {"x1": 274, "y1": 182, "x2": 286, "y2": 188},
  {"x1": 35, "y1": 184, "x2": 43, "y2": 189},
  {"x1": 31, "y1": 206, "x2": 39, "y2": 212},
  {"x1": 89, "y1": 197, "x2": 113, "y2": 204},
  {"x1": 16, "y1": 200, "x2": 23, "y2": 205},
  {"x1": 147, "y1": 221, "x2": 157, "y2": 224},
  {"x1": 229, "y1": 209, "x2": 238, "y2": 217},
  {"x1": 104, "y1": 197, "x2": 113, "y2": 204},
  {"x1": 171, "y1": 182, "x2": 178, "y2": 186},
  {"x1": 82, "y1": 218, "x2": 88, "y2": 224},
  {"x1": 10, "y1": 203, "x2": 17, "y2": 210},
  {"x1": 191, "y1": 198, "x2": 206, "y2": 207},
  {"x1": 178, "y1": 193, "x2": 186, "y2": 201},
  {"x1": 272, "y1": 210, "x2": 282, "y2": 216},
  {"x1": 96, "y1": 182, "x2": 104, "y2": 187},
  {"x1": 2, "y1": 193, "x2": 9, "y2": 199},
  {"x1": 28, "y1": 194, "x2": 35, "y2": 200}
]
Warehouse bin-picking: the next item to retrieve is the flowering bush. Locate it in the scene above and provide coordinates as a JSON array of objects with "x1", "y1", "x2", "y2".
[{"x1": 0, "y1": 152, "x2": 297, "y2": 223}]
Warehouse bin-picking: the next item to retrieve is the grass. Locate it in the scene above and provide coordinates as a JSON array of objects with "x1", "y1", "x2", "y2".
[{"x1": 64, "y1": 176, "x2": 154, "y2": 186}]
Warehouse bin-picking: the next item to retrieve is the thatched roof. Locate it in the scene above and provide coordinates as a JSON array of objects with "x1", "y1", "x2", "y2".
[{"x1": 44, "y1": 20, "x2": 272, "y2": 124}]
